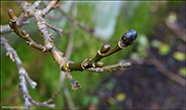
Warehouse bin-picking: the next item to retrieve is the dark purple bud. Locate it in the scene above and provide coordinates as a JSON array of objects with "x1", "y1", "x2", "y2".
[{"x1": 119, "y1": 29, "x2": 137, "y2": 48}]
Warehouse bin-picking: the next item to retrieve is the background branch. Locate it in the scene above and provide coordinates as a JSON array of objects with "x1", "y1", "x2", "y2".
[
  {"x1": 58, "y1": 4, "x2": 108, "y2": 43},
  {"x1": 148, "y1": 49, "x2": 185, "y2": 87}
]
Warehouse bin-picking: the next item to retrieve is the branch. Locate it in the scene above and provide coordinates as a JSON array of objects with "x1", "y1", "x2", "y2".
[
  {"x1": 1, "y1": 36, "x2": 59, "y2": 109},
  {"x1": 0, "y1": 0, "x2": 44, "y2": 35},
  {"x1": 60, "y1": 23, "x2": 76, "y2": 108},
  {"x1": 41, "y1": 0, "x2": 60, "y2": 17},
  {"x1": 87, "y1": 61, "x2": 131, "y2": 73},
  {"x1": 0, "y1": 13, "x2": 29, "y2": 35},
  {"x1": 32, "y1": 0, "x2": 42, "y2": 9},
  {"x1": 165, "y1": 14, "x2": 186, "y2": 42},
  {"x1": 8, "y1": 9, "x2": 45, "y2": 51},
  {"x1": 7, "y1": 1, "x2": 78, "y2": 90},
  {"x1": 0, "y1": 37, "x2": 37, "y2": 89},
  {"x1": 60, "y1": 71, "x2": 75, "y2": 109},
  {"x1": 66, "y1": 29, "x2": 137, "y2": 71},
  {"x1": 7, "y1": 1, "x2": 138, "y2": 91}
]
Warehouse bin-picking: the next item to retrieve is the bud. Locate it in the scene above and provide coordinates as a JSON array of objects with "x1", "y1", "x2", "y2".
[
  {"x1": 119, "y1": 29, "x2": 137, "y2": 48},
  {"x1": 21, "y1": 30, "x2": 27, "y2": 36},
  {"x1": 95, "y1": 61, "x2": 104, "y2": 67},
  {"x1": 100, "y1": 44, "x2": 111, "y2": 53},
  {"x1": 8, "y1": 9, "x2": 17, "y2": 21}
]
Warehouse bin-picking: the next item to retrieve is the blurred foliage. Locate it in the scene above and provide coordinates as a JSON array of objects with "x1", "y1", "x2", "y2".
[
  {"x1": 173, "y1": 51, "x2": 185, "y2": 61},
  {"x1": 179, "y1": 67, "x2": 186, "y2": 78},
  {"x1": 158, "y1": 44, "x2": 171, "y2": 55},
  {"x1": 1, "y1": 1, "x2": 185, "y2": 109},
  {"x1": 115, "y1": 93, "x2": 126, "y2": 102}
]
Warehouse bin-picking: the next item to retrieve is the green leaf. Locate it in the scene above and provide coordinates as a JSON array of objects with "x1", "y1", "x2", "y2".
[
  {"x1": 115, "y1": 93, "x2": 126, "y2": 102},
  {"x1": 173, "y1": 51, "x2": 185, "y2": 61},
  {"x1": 158, "y1": 44, "x2": 170, "y2": 55},
  {"x1": 81, "y1": 95, "x2": 91, "y2": 107}
]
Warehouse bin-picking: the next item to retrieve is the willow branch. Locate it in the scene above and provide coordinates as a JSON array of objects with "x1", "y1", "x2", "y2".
[
  {"x1": 8, "y1": 1, "x2": 62, "y2": 51},
  {"x1": 1, "y1": 36, "x2": 59, "y2": 109},
  {"x1": 16, "y1": 1, "x2": 79, "y2": 90},
  {"x1": 8, "y1": 9, "x2": 45, "y2": 51},
  {"x1": 0, "y1": 0, "x2": 43, "y2": 35},
  {"x1": 67, "y1": 29, "x2": 137, "y2": 71},
  {"x1": 7, "y1": 1, "x2": 138, "y2": 91},
  {"x1": 20, "y1": 1, "x2": 62, "y2": 37},
  {"x1": 1, "y1": 36, "x2": 37, "y2": 89},
  {"x1": 1, "y1": 13, "x2": 29, "y2": 35}
]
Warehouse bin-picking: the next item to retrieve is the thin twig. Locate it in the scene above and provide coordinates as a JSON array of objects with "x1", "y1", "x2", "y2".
[
  {"x1": 1, "y1": 36, "x2": 32, "y2": 110},
  {"x1": 58, "y1": 4, "x2": 108, "y2": 43},
  {"x1": 32, "y1": 0, "x2": 42, "y2": 9},
  {"x1": 87, "y1": 61, "x2": 131, "y2": 73},
  {"x1": 0, "y1": 13, "x2": 29, "y2": 35},
  {"x1": 8, "y1": 15, "x2": 45, "y2": 51},
  {"x1": 148, "y1": 49, "x2": 185, "y2": 87},
  {"x1": 60, "y1": 72, "x2": 75, "y2": 109},
  {"x1": 41, "y1": 0, "x2": 60, "y2": 17},
  {"x1": 0, "y1": 36, "x2": 37, "y2": 89},
  {"x1": 60, "y1": 7, "x2": 76, "y2": 108},
  {"x1": 45, "y1": 90, "x2": 60, "y2": 104},
  {"x1": 165, "y1": 18, "x2": 186, "y2": 42},
  {"x1": 65, "y1": 23, "x2": 75, "y2": 59}
]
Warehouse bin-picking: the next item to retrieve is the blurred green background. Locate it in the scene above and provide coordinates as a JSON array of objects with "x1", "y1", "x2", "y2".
[{"x1": 1, "y1": 1, "x2": 185, "y2": 109}]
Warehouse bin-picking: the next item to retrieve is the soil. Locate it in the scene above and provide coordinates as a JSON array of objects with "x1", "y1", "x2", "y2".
[{"x1": 95, "y1": 51, "x2": 185, "y2": 109}]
